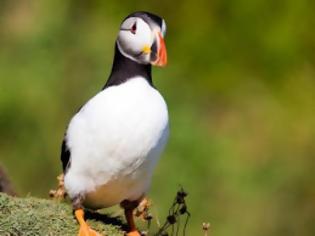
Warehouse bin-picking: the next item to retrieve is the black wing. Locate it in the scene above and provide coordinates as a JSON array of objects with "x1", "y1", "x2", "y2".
[
  {"x1": 61, "y1": 106, "x2": 84, "y2": 173},
  {"x1": 61, "y1": 137, "x2": 71, "y2": 173}
]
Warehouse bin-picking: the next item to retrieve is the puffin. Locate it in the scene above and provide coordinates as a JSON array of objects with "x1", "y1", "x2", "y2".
[{"x1": 60, "y1": 12, "x2": 169, "y2": 236}]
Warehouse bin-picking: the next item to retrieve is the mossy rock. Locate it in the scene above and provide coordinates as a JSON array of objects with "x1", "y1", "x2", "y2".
[{"x1": 0, "y1": 193, "x2": 124, "y2": 236}]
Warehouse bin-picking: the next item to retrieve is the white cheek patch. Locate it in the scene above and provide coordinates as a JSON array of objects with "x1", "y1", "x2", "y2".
[{"x1": 118, "y1": 18, "x2": 153, "y2": 55}]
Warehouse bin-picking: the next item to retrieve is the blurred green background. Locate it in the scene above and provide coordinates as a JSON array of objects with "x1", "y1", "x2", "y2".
[{"x1": 1, "y1": 0, "x2": 315, "y2": 235}]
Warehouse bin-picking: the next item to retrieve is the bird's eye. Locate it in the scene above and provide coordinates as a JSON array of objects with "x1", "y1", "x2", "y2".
[{"x1": 131, "y1": 22, "x2": 137, "y2": 34}]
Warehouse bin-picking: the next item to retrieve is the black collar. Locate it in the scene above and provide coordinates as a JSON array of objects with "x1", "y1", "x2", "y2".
[{"x1": 103, "y1": 44, "x2": 152, "y2": 89}]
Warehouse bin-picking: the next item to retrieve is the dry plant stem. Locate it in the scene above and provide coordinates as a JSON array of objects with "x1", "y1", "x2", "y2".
[
  {"x1": 49, "y1": 174, "x2": 67, "y2": 199},
  {"x1": 0, "y1": 165, "x2": 16, "y2": 196},
  {"x1": 202, "y1": 222, "x2": 210, "y2": 236},
  {"x1": 135, "y1": 197, "x2": 151, "y2": 220},
  {"x1": 155, "y1": 187, "x2": 190, "y2": 236}
]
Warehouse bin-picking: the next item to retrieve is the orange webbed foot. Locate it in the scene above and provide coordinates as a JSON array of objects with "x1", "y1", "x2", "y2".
[
  {"x1": 125, "y1": 230, "x2": 141, "y2": 236},
  {"x1": 78, "y1": 224, "x2": 102, "y2": 236},
  {"x1": 75, "y1": 209, "x2": 103, "y2": 236}
]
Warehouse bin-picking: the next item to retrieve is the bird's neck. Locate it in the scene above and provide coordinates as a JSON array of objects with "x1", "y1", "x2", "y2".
[{"x1": 103, "y1": 44, "x2": 152, "y2": 89}]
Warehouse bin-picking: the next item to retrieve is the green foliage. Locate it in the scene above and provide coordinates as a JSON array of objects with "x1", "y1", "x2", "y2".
[
  {"x1": 0, "y1": 193, "x2": 123, "y2": 235},
  {"x1": 1, "y1": 0, "x2": 315, "y2": 235}
]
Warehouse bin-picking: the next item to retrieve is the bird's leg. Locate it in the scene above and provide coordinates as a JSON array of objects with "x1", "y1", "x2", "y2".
[
  {"x1": 49, "y1": 174, "x2": 67, "y2": 199},
  {"x1": 73, "y1": 196, "x2": 102, "y2": 236},
  {"x1": 120, "y1": 200, "x2": 141, "y2": 236}
]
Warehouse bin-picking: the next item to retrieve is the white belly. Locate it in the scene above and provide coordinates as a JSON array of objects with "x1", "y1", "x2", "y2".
[{"x1": 64, "y1": 77, "x2": 169, "y2": 208}]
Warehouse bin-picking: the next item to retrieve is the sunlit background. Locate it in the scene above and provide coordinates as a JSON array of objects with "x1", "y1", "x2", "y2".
[{"x1": 1, "y1": 0, "x2": 315, "y2": 235}]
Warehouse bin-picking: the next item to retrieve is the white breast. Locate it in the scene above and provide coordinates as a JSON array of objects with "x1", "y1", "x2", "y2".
[{"x1": 64, "y1": 77, "x2": 169, "y2": 208}]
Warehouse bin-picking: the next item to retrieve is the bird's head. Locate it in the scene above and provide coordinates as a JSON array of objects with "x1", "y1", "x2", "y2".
[{"x1": 117, "y1": 12, "x2": 167, "y2": 67}]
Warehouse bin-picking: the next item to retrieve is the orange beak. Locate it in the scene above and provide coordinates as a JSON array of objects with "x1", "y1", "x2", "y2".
[{"x1": 152, "y1": 32, "x2": 167, "y2": 67}]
